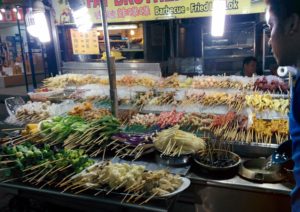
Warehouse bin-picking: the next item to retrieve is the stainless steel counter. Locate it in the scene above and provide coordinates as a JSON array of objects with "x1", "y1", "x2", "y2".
[
  {"x1": 0, "y1": 183, "x2": 176, "y2": 212},
  {"x1": 62, "y1": 62, "x2": 161, "y2": 77},
  {"x1": 0, "y1": 169, "x2": 292, "y2": 212},
  {"x1": 188, "y1": 173, "x2": 292, "y2": 195}
]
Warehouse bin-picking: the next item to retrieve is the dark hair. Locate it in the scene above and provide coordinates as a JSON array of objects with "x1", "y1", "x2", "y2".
[
  {"x1": 243, "y1": 57, "x2": 257, "y2": 67},
  {"x1": 265, "y1": 0, "x2": 300, "y2": 20}
]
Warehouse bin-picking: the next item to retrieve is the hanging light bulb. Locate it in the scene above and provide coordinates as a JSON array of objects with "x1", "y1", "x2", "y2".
[
  {"x1": 12, "y1": 8, "x2": 17, "y2": 13},
  {"x1": 26, "y1": 9, "x2": 38, "y2": 37},
  {"x1": 211, "y1": 0, "x2": 226, "y2": 37},
  {"x1": 265, "y1": 8, "x2": 270, "y2": 24},
  {"x1": 68, "y1": 0, "x2": 93, "y2": 32},
  {"x1": 0, "y1": 8, "x2": 5, "y2": 13},
  {"x1": 35, "y1": 12, "x2": 51, "y2": 42},
  {"x1": 17, "y1": 12, "x2": 21, "y2": 20},
  {"x1": 72, "y1": 6, "x2": 92, "y2": 32},
  {"x1": 130, "y1": 30, "x2": 135, "y2": 36},
  {"x1": 25, "y1": 1, "x2": 51, "y2": 43}
]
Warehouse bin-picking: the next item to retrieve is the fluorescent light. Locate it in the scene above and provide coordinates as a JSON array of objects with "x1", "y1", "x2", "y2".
[
  {"x1": 211, "y1": 0, "x2": 226, "y2": 37},
  {"x1": 12, "y1": 8, "x2": 17, "y2": 13},
  {"x1": 0, "y1": 13, "x2": 3, "y2": 21},
  {"x1": 130, "y1": 30, "x2": 135, "y2": 36},
  {"x1": 97, "y1": 24, "x2": 138, "y2": 31},
  {"x1": 0, "y1": 9, "x2": 5, "y2": 13},
  {"x1": 25, "y1": 9, "x2": 51, "y2": 43},
  {"x1": 35, "y1": 12, "x2": 51, "y2": 42},
  {"x1": 108, "y1": 24, "x2": 138, "y2": 30},
  {"x1": 72, "y1": 6, "x2": 93, "y2": 32},
  {"x1": 265, "y1": 7, "x2": 270, "y2": 23},
  {"x1": 26, "y1": 9, "x2": 39, "y2": 37}
]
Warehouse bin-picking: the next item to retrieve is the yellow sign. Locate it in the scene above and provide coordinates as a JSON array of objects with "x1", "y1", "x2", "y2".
[
  {"x1": 54, "y1": 0, "x2": 266, "y2": 24},
  {"x1": 70, "y1": 29, "x2": 100, "y2": 55}
]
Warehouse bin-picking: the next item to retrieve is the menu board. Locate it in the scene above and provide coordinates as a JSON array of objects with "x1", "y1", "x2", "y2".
[{"x1": 70, "y1": 29, "x2": 99, "y2": 55}]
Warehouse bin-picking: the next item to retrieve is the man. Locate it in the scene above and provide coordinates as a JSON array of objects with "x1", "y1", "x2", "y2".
[
  {"x1": 265, "y1": 0, "x2": 300, "y2": 211},
  {"x1": 241, "y1": 56, "x2": 257, "y2": 77},
  {"x1": 269, "y1": 63, "x2": 279, "y2": 76}
]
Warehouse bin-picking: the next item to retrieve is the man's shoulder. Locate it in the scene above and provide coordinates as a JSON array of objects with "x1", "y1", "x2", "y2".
[{"x1": 234, "y1": 71, "x2": 242, "y2": 76}]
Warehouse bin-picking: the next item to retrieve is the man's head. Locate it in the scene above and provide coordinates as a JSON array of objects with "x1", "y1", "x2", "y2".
[
  {"x1": 265, "y1": 0, "x2": 300, "y2": 66},
  {"x1": 243, "y1": 57, "x2": 257, "y2": 77}
]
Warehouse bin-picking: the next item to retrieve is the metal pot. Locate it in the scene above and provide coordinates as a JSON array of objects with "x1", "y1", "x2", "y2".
[
  {"x1": 193, "y1": 149, "x2": 241, "y2": 178},
  {"x1": 272, "y1": 140, "x2": 293, "y2": 167},
  {"x1": 239, "y1": 158, "x2": 286, "y2": 183}
]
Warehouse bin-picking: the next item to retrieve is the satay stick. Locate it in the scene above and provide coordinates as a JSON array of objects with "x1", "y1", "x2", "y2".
[
  {"x1": 126, "y1": 193, "x2": 138, "y2": 203},
  {"x1": 74, "y1": 185, "x2": 95, "y2": 195},
  {"x1": 162, "y1": 139, "x2": 171, "y2": 156},
  {"x1": 21, "y1": 169, "x2": 40, "y2": 180},
  {"x1": 36, "y1": 166, "x2": 57, "y2": 183},
  {"x1": 178, "y1": 145, "x2": 183, "y2": 157},
  {"x1": 115, "y1": 145, "x2": 130, "y2": 154},
  {"x1": 58, "y1": 174, "x2": 77, "y2": 187},
  {"x1": 106, "y1": 139, "x2": 119, "y2": 148},
  {"x1": 27, "y1": 167, "x2": 48, "y2": 183},
  {"x1": 115, "y1": 180, "x2": 127, "y2": 190},
  {"x1": 111, "y1": 144, "x2": 120, "y2": 151},
  {"x1": 124, "y1": 183, "x2": 139, "y2": 193},
  {"x1": 139, "y1": 191, "x2": 159, "y2": 205},
  {"x1": 94, "y1": 189, "x2": 105, "y2": 196},
  {"x1": 133, "y1": 192, "x2": 147, "y2": 203},
  {"x1": 70, "y1": 183, "x2": 84, "y2": 191},
  {"x1": 39, "y1": 177, "x2": 57, "y2": 189},
  {"x1": 56, "y1": 164, "x2": 72, "y2": 173},
  {"x1": 102, "y1": 148, "x2": 107, "y2": 161},
  {"x1": 134, "y1": 147, "x2": 144, "y2": 160},
  {"x1": 23, "y1": 159, "x2": 62, "y2": 172},
  {"x1": 168, "y1": 140, "x2": 177, "y2": 155}
]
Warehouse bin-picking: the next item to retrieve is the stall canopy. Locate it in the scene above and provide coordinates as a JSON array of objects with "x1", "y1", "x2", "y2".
[{"x1": 53, "y1": 0, "x2": 266, "y2": 24}]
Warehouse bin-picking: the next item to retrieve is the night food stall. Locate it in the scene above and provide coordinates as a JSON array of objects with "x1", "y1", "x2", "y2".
[{"x1": 0, "y1": 0, "x2": 293, "y2": 211}]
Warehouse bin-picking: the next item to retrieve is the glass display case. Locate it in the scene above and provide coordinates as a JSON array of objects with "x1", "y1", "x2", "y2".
[{"x1": 202, "y1": 22, "x2": 256, "y2": 75}]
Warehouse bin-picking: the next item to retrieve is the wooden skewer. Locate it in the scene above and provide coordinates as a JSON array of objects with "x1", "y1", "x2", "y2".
[
  {"x1": 0, "y1": 167, "x2": 13, "y2": 172},
  {"x1": 105, "y1": 185, "x2": 117, "y2": 195},
  {"x1": 133, "y1": 146, "x2": 144, "y2": 160},
  {"x1": 90, "y1": 149, "x2": 103, "y2": 157},
  {"x1": 74, "y1": 185, "x2": 95, "y2": 195},
  {"x1": 102, "y1": 148, "x2": 106, "y2": 161},
  {"x1": 57, "y1": 174, "x2": 76, "y2": 187},
  {"x1": 0, "y1": 160, "x2": 16, "y2": 164},
  {"x1": 1, "y1": 128, "x2": 23, "y2": 131},
  {"x1": 121, "y1": 190, "x2": 131, "y2": 203},
  {"x1": 36, "y1": 166, "x2": 57, "y2": 183},
  {"x1": 39, "y1": 177, "x2": 57, "y2": 189},
  {"x1": 26, "y1": 167, "x2": 48, "y2": 183},
  {"x1": 126, "y1": 193, "x2": 138, "y2": 203},
  {"x1": 124, "y1": 183, "x2": 139, "y2": 192},
  {"x1": 21, "y1": 169, "x2": 41, "y2": 180},
  {"x1": 23, "y1": 159, "x2": 62, "y2": 172},
  {"x1": 94, "y1": 189, "x2": 104, "y2": 196},
  {"x1": 111, "y1": 144, "x2": 121, "y2": 151},
  {"x1": 62, "y1": 183, "x2": 78, "y2": 193},
  {"x1": 139, "y1": 191, "x2": 159, "y2": 205},
  {"x1": 1, "y1": 177, "x2": 20, "y2": 183},
  {"x1": 0, "y1": 154, "x2": 16, "y2": 157},
  {"x1": 133, "y1": 192, "x2": 147, "y2": 203},
  {"x1": 56, "y1": 164, "x2": 72, "y2": 173}
]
